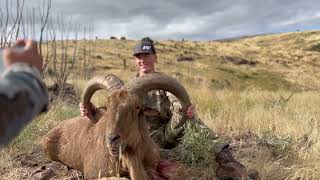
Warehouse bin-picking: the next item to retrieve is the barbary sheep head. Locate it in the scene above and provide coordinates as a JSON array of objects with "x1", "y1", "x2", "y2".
[{"x1": 104, "y1": 91, "x2": 143, "y2": 157}]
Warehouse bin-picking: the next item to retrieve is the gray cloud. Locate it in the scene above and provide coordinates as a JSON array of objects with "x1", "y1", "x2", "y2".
[{"x1": 2, "y1": 0, "x2": 320, "y2": 40}]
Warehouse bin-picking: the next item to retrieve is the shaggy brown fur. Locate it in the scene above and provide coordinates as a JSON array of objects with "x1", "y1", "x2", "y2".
[{"x1": 42, "y1": 90, "x2": 161, "y2": 180}]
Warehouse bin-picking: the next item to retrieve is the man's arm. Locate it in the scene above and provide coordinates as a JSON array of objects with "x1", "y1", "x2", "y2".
[
  {"x1": 164, "y1": 92, "x2": 197, "y2": 144},
  {"x1": 0, "y1": 63, "x2": 48, "y2": 146},
  {"x1": 164, "y1": 92, "x2": 184, "y2": 144},
  {"x1": 0, "y1": 39, "x2": 48, "y2": 147}
]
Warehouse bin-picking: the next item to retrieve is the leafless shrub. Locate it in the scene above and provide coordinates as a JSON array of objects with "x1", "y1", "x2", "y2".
[
  {"x1": 110, "y1": 36, "x2": 117, "y2": 40},
  {"x1": 220, "y1": 56, "x2": 257, "y2": 66},
  {"x1": 0, "y1": 0, "x2": 97, "y2": 99},
  {"x1": 176, "y1": 55, "x2": 194, "y2": 62}
]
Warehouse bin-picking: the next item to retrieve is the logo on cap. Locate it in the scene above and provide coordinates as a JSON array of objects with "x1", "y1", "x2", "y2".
[{"x1": 142, "y1": 45, "x2": 151, "y2": 50}]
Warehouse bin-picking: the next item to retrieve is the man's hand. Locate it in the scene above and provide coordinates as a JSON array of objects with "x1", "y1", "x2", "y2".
[
  {"x1": 79, "y1": 102, "x2": 96, "y2": 119},
  {"x1": 3, "y1": 39, "x2": 43, "y2": 72},
  {"x1": 186, "y1": 104, "x2": 196, "y2": 118}
]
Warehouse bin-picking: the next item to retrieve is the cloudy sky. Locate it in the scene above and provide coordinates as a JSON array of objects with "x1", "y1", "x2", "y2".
[{"x1": 4, "y1": 0, "x2": 320, "y2": 40}]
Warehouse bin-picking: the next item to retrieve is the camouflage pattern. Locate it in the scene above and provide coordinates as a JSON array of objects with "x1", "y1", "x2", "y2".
[
  {"x1": 141, "y1": 89, "x2": 228, "y2": 154},
  {"x1": 0, "y1": 63, "x2": 48, "y2": 147}
]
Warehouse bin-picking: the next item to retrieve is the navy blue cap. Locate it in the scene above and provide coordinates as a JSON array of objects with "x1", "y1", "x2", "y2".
[{"x1": 133, "y1": 41, "x2": 156, "y2": 55}]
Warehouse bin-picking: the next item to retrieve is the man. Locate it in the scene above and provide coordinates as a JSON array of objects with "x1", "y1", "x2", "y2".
[
  {"x1": 0, "y1": 39, "x2": 48, "y2": 147},
  {"x1": 80, "y1": 39, "x2": 257, "y2": 179}
]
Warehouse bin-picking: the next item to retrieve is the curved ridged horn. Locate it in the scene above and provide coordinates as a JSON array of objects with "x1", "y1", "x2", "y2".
[
  {"x1": 124, "y1": 72, "x2": 191, "y2": 128},
  {"x1": 82, "y1": 74, "x2": 124, "y2": 115}
]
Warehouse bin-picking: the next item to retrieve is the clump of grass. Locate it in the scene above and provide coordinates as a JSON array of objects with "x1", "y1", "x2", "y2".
[
  {"x1": 178, "y1": 121, "x2": 227, "y2": 167},
  {"x1": 210, "y1": 79, "x2": 231, "y2": 90},
  {"x1": 49, "y1": 102, "x2": 79, "y2": 122},
  {"x1": 257, "y1": 130, "x2": 293, "y2": 158},
  {"x1": 307, "y1": 43, "x2": 320, "y2": 52}
]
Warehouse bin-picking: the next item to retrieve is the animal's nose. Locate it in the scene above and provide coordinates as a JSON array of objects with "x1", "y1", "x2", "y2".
[{"x1": 107, "y1": 134, "x2": 120, "y2": 144}]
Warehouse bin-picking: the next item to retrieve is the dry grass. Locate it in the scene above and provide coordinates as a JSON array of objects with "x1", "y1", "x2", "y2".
[
  {"x1": 1, "y1": 30, "x2": 320, "y2": 179},
  {"x1": 184, "y1": 81, "x2": 320, "y2": 179}
]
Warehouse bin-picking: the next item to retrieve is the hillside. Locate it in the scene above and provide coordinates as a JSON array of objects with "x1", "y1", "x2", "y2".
[{"x1": 66, "y1": 30, "x2": 320, "y2": 92}]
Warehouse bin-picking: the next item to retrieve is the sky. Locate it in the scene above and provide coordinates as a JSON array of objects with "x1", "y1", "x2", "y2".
[{"x1": 2, "y1": 0, "x2": 320, "y2": 40}]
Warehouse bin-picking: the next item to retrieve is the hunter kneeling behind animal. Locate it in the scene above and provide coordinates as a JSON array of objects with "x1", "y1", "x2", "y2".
[{"x1": 78, "y1": 39, "x2": 258, "y2": 179}]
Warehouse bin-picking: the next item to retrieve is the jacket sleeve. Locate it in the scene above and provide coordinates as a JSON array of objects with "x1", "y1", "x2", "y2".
[
  {"x1": 0, "y1": 63, "x2": 48, "y2": 147},
  {"x1": 164, "y1": 92, "x2": 184, "y2": 143}
]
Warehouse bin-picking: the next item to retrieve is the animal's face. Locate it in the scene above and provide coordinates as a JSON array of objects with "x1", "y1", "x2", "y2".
[{"x1": 104, "y1": 91, "x2": 142, "y2": 157}]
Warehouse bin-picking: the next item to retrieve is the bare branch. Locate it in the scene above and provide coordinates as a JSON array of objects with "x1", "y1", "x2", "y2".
[
  {"x1": 1, "y1": 0, "x2": 10, "y2": 47},
  {"x1": 39, "y1": 0, "x2": 52, "y2": 58},
  {"x1": 14, "y1": 0, "x2": 25, "y2": 41}
]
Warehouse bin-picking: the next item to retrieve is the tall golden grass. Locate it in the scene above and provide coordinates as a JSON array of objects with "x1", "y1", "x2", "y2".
[{"x1": 1, "y1": 31, "x2": 320, "y2": 179}]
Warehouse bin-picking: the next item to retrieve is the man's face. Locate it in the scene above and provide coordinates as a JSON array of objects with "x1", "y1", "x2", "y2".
[{"x1": 134, "y1": 53, "x2": 157, "y2": 74}]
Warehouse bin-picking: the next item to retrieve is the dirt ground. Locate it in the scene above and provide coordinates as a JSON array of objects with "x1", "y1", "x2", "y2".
[{"x1": 1, "y1": 145, "x2": 84, "y2": 180}]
